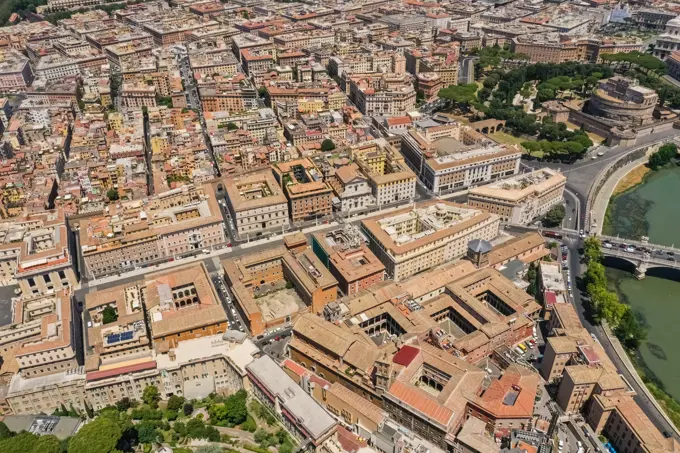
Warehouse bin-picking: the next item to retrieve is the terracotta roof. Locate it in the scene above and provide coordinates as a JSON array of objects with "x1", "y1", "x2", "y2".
[
  {"x1": 388, "y1": 379, "x2": 454, "y2": 427},
  {"x1": 393, "y1": 345, "x2": 420, "y2": 367},
  {"x1": 86, "y1": 360, "x2": 156, "y2": 381}
]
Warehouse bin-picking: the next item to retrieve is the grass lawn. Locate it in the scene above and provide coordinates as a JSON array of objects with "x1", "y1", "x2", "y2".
[
  {"x1": 565, "y1": 121, "x2": 606, "y2": 144},
  {"x1": 490, "y1": 130, "x2": 526, "y2": 146}
]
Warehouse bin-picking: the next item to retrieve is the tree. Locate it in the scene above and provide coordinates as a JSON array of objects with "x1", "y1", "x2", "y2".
[
  {"x1": 116, "y1": 397, "x2": 135, "y2": 412},
  {"x1": 183, "y1": 402, "x2": 194, "y2": 416},
  {"x1": 320, "y1": 139, "x2": 335, "y2": 152},
  {"x1": 137, "y1": 422, "x2": 160, "y2": 444},
  {"x1": 255, "y1": 429, "x2": 272, "y2": 444},
  {"x1": 68, "y1": 417, "x2": 122, "y2": 453},
  {"x1": 167, "y1": 395, "x2": 185, "y2": 412},
  {"x1": 142, "y1": 385, "x2": 160, "y2": 408},
  {"x1": 522, "y1": 141, "x2": 542, "y2": 157},
  {"x1": 615, "y1": 309, "x2": 648, "y2": 350},
  {"x1": 648, "y1": 143, "x2": 677, "y2": 170},
  {"x1": 106, "y1": 188, "x2": 119, "y2": 201},
  {"x1": 0, "y1": 422, "x2": 11, "y2": 439},
  {"x1": 536, "y1": 88, "x2": 556, "y2": 102},
  {"x1": 174, "y1": 421, "x2": 187, "y2": 437},
  {"x1": 526, "y1": 262, "x2": 538, "y2": 297},
  {"x1": 584, "y1": 261, "x2": 607, "y2": 289},
  {"x1": 543, "y1": 204, "x2": 565, "y2": 227},
  {"x1": 438, "y1": 83, "x2": 477, "y2": 111},
  {"x1": 583, "y1": 236, "x2": 603, "y2": 263},
  {"x1": 101, "y1": 305, "x2": 118, "y2": 324},
  {"x1": 197, "y1": 446, "x2": 223, "y2": 453},
  {"x1": 226, "y1": 122, "x2": 238, "y2": 131}
]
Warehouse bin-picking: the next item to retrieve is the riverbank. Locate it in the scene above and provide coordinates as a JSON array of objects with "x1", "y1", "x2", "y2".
[
  {"x1": 606, "y1": 265, "x2": 680, "y2": 429},
  {"x1": 611, "y1": 164, "x2": 651, "y2": 196}
]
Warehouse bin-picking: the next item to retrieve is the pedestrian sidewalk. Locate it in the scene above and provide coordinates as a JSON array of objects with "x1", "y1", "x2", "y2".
[{"x1": 590, "y1": 156, "x2": 649, "y2": 234}]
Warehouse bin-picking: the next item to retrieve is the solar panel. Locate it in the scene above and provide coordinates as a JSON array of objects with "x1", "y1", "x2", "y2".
[
  {"x1": 107, "y1": 333, "x2": 120, "y2": 344},
  {"x1": 121, "y1": 331, "x2": 134, "y2": 340}
]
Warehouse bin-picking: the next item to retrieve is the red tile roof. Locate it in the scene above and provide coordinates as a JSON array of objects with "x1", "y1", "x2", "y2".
[
  {"x1": 86, "y1": 360, "x2": 157, "y2": 381},
  {"x1": 388, "y1": 380, "x2": 454, "y2": 426},
  {"x1": 544, "y1": 291, "x2": 557, "y2": 306},
  {"x1": 393, "y1": 345, "x2": 420, "y2": 367}
]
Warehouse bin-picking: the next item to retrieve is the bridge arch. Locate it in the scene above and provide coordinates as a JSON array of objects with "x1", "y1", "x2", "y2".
[{"x1": 470, "y1": 119, "x2": 506, "y2": 135}]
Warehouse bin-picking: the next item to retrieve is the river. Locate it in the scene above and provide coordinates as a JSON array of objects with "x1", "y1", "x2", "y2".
[{"x1": 604, "y1": 165, "x2": 680, "y2": 401}]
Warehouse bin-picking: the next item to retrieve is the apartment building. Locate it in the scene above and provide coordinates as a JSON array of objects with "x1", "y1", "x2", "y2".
[
  {"x1": 199, "y1": 76, "x2": 258, "y2": 112},
  {"x1": 272, "y1": 30, "x2": 335, "y2": 50},
  {"x1": 468, "y1": 168, "x2": 566, "y2": 224},
  {"x1": 0, "y1": 48, "x2": 34, "y2": 90},
  {"x1": 265, "y1": 82, "x2": 347, "y2": 116},
  {"x1": 103, "y1": 40, "x2": 153, "y2": 69},
  {"x1": 232, "y1": 33, "x2": 275, "y2": 63},
  {"x1": 272, "y1": 158, "x2": 333, "y2": 222},
  {"x1": 34, "y1": 55, "x2": 83, "y2": 82},
  {"x1": 348, "y1": 73, "x2": 416, "y2": 117},
  {"x1": 241, "y1": 49, "x2": 275, "y2": 77},
  {"x1": 224, "y1": 245, "x2": 338, "y2": 336},
  {"x1": 361, "y1": 201, "x2": 500, "y2": 281},
  {"x1": 121, "y1": 82, "x2": 157, "y2": 108},
  {"x1": 400, "y1": 124, "x2": 521, "y2": 193},
  {"x1": 351, "y1": 140, "x2": 417, "y2": 207},
  {"x1": 189, "y1": 49, "x2": 238, "y2": 78},
  {"x1": 222, "y1": 171, "x2": 290, "y2": 237},
  {"x1": 312, "y1": 225, "x2": 385, "y2": 296},
  {"x1": 586, "y1": 394, "x2": 680, "y2": 453},
  {"x1": 77, "y1": 184, "x2": 227, "y2": 278}
]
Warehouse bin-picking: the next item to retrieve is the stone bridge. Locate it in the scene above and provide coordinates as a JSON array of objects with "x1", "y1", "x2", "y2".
[{"x1": 599, "y1": 235, "x2": 680, "y2": 279}]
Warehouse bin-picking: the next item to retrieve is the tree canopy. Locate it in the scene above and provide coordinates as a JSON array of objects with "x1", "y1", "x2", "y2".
[
  {"x1": 438, "y1": 83, "x2": 478, "y2": 110},
  {"x1": 320, "y1": 139, "x2": 336, "y2": 152},
  {"x1": 543, "y1": 204, "x2": 566, "y2": 227},
  {"x1": 68, "y1": 417, "x2": 122, "y2": 453}
]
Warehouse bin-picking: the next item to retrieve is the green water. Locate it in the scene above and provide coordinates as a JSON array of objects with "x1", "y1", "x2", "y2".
[
  {"x1": 604, "y1": 165, "x2": 680, "y2": 401},
  {"x1": 604, "y1": 166, "x2": 680, "y2": 244},
  {"x1": 607, "y1": 267, "x2": 680, "y2": 401}
]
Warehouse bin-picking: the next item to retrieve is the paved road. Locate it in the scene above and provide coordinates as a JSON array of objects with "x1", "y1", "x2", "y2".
[{"x1": 522, "y1": 128, "x2": 680, "y2": 226}]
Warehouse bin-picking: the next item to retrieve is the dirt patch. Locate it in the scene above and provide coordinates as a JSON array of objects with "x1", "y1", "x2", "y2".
[{"x1": 613, "y1": 164, "x2": 651, "y2": 196}]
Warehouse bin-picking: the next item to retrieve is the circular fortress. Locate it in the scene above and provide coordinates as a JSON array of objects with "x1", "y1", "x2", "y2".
[{"x1": 588, "y1": 76, "x2": 658, "y2": 127}]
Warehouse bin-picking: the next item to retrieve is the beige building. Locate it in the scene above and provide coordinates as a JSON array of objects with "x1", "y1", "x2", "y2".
[
  {"x1": 121, "y1": 82, "x2": 157, "y2": 108},
  {"x1": 468, "y1": 168, "x2": 566, "y2": 224},
  {"x1": 586, "y1": 394, "x2": 680, "y2": 453},
  {"x1": 348, "y1": 73, "x2": 416, "y2": 117},
  {"x1": 85, "y1": 332, "x2": 258, "y2": 410},
  {"x1": 222, "y1": 171, "x2": 290, "y2": 237},
  {"x1": 224, "y1": 246, "x2": 338, "y2": 336},
  {"x1": 361, "y1": 201, "x2": 500, "y2": 281},
  {"x1": 272, "y1": 159, "x2": 333, "y2": 223},
  {"x1": 350, "y1": 140, "x2": 417, "y2": 207},
  {"x1": 400, "y1": 123, "x2": 522, "y2": 194},
  {"x1": 78, "y1": 183, "x2": 227, "y2": 279},
  {"x1": 5, "y1": 368, "x2": 87, "y2": 415},
  {"x1": 4, "y1": 209, "x2": 79, "y2": 297}
]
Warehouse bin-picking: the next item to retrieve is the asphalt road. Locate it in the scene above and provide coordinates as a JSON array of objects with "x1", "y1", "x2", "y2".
[{"x1": 521, "y1": 128, "x2": 680, "y2": 227}]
